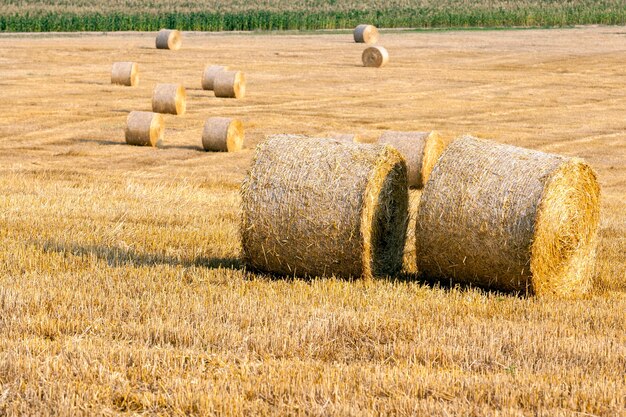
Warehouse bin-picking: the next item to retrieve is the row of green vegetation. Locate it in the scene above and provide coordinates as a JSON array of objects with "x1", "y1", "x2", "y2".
[{"x1": 1, "y1": 2, "x2": 626, "y2": 32}]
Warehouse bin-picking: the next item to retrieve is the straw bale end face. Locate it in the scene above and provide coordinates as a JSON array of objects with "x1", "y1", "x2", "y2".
[
  {"x1": 362, "y1": 46, "x2": 389, "y2": 68},
  {"x1": 152, "y1": 83, "x2": 186, "y2": 115},
  {"x1": 378, "y1": 131, "x2": 446, "y2": 188},
  {"x1": 202, "y1": 117, "x2": 244, "y2": 152},
  {"x1": 111, "y1": 62, "x2": 138, "y2": 87},
  {"x1": 354, "y1": 24, "x2": 379, "y2": 44},
  {"x1": 415, "y1": 135, "x2": 600, "y2": 297},
  {"x1": 155, "y1": 29, "x2": 182, "y2": 50},
  {"x1": 125, "y1": 111, "x2": 164, "y2": 147},
  {"x1": 241, "y1": 135, "x2": 409, "y2": 279}
]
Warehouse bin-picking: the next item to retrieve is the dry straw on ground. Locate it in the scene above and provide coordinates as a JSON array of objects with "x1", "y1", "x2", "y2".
[
  {"x1": 155, "y1": 29, "x2": 182, "y2": 50},
  {"x1": 241, "y1": 135, "x2": 409, "y2": 279},
  {"x1": 202, "y1": 117, "x2": 244, "y2": 152},
  {"x1": 214, "y1": 70, "x2": 246, "y2": 99},
  {"x1": 354, "y1": 24, "x2": 379, "y2": 44},
  {"x1": 110, "y1": 61, "x2": 138, "y2": 86},
  {"x1": 416, "y1": 135, "x2": 601, "y2": 297},
  {"x1": 201, "y1": 65, "x2": 228, "y2": 90},
  {"x1": 124, "y1": 111, "x2": 164, "y2": 147},
  {"x1": 362, "y1": 46, "x2": 389, "y2": 67},
  {"x1": 152, "y1": 83, "x2": 186, "y2": 115},
  {"x1": 378, "y1": 131, "x2": 446, "y2": 188},
  {"x1": 328, "y1": 133, "x2": 361, "y2": 143}
]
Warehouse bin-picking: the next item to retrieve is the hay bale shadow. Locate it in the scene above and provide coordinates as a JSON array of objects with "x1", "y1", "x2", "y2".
[{"x1": 37, "y1": 239, "x2": 241, "y2": 270}]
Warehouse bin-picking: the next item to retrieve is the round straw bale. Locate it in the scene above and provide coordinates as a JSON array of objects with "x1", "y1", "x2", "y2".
[
  {"x1": 328, "y1": 133, "x2": 361, "y2": 143},
  {"x1": 201, "y1": 65, "x2": 228, "y2": 90},
  {"x1": 213, "y1": 71, "x2": 246, "y2": 99},
  {"x1": 152, "y1": 83, "x2": 186, "y2": 115},
  {"x1": 362, "y1": 46, "x2": 389, "y2": 68},
  {"x1": 354, "y1": 24, "x2": 379, "y2": 44},
  {"x1": 125, "y1": 111, "x2": 164, "y2": 147},
  {"x1": 378, "y1": 131, "x2": 446, "y2": 189},
  {"x1": 111, "y1": 62, "x2": 138, "y2": 87},
  {"x1": 155, "y1": 29, "x2": 182, "y2": 50},
  {"x1": 415, "y1": 136, "x2": 601, "y2": 297},
  {"x1": 241, "y1": 135, "x2": 409, "y2": 279},
  {"x1": 202, "y1": 117, "x2": 244, "y2": 152}
]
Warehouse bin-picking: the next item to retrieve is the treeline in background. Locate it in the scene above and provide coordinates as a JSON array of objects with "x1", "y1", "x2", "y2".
[{"x1": 1, "y1": 0, "x2": 626, "y2": 31}]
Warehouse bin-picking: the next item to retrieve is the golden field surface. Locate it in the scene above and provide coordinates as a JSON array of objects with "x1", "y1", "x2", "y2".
[{"x1": 0, "y1": 27, "x2": 625, "y2": 416}]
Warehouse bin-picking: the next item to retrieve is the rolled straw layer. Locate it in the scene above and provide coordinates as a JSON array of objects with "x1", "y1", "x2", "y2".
[
  {"x1": 152, "y1": 83, "x2": 186, "y2": 115},
  {"x1": 415, "y1": 136, "x2": 601, "y2": 297},
  {"x1": 378, "y1": 131, "x2": 446, "y2": 188},
  {"x1": 202, "y1": 65, "x2": 228, "y2": 90},
  {"x1": 202, "y1": 117, "x2": 244, "y2": 152},
  {"x1": 362, "y1": 46, "x2": 389, "y2": 67},
  {"x1": 241, "y1": 135, "x2": 409, "y2": 279},
  {"x1": 354, "y1": 24, "x2": 379, "y2": 44},
  {"x1": 125, "y1": 111, "x2": 164, "y2": 147},
  {"x1": 155, "y1": 29, "x2": 182, "y2": 50},
  {"x1": 111, "y1": 62, "x2": 138, "y2": 86},
  {"x1": 214, "y1": 71, "x2": 246, "y2": 99}
]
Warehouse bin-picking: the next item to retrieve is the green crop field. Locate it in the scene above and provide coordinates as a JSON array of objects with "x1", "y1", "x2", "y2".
[{"x1": 1, "y1": 0, "x2": 626, "y2": 32}]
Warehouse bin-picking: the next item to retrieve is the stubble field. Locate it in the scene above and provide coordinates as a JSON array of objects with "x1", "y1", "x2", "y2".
[{"x1": 0, "y1": 27, "x2": 625, "y2": 415}]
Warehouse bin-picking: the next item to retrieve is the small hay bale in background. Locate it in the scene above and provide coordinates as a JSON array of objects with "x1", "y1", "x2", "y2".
[
  {"x1": 378, "y1": 131, "x2": 446, "y2": 188},
  {"x1": 362, "y1": 46, "x2": 389, "y2": 68},
  {"x1": 155, "y1": 29, "x2": 182, "y2": 50},
  {"x1": 354, "y1": 24, "x2": 379, "y2": 44},
  {"x1": 125, "y1": 111, "x2": 164, "y2": 147},
  {"x1": 416, "y1": 135, "x2": 601, "y2": 297},
  {"x1": 152, "y1": 83, "x2": 186, "y2": 115},
  {"x1": 202, "y1": 117, "x2": 244, "y2": 152},
  {"x1": 201, "y1": 65, "x2": 228, "y2": 90},
  {"x1": 241, "y1": 135, "x2": 409, "y2": 279},
  {"x1": 214, "y1": 70, "x2": 246, "y2": 99},
  {"x1": 111, "y1": 62, "x2": 138, "y2": 87}
]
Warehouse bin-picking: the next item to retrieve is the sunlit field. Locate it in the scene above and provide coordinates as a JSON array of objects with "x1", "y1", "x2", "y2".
[{"x1": 0, "y1": 27, "x2": 625, "y2": 415}]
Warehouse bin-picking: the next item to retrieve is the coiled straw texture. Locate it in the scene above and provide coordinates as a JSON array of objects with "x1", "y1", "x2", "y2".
[
  {"x1": 415, "y1": 136, "x2": 601, "y2": 297},
  {"x1": 241, "y1": 135, "x2": 409, "y2": 279}
]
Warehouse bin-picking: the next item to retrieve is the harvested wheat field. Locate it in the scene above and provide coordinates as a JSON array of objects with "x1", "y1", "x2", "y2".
[{"x1": 0, "y1": 28, "x2": 624, "y2": 416}]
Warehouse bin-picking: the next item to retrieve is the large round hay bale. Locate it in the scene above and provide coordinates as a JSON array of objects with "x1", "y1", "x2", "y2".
[
  {"x1": 201, "y1": 65, "x2": 228, "y2": 90},
  {"x1": 213, "y1": 71, "x2": 246, "y2": 99},
  {"x1": 152, "y1": 83, "x2": 186, "y2": 115},
  {"x1": 354, "y1": 24, "x2": 379, "y2": 44},
  {"x1": 125, "y1": 111, "x2": 164, "y2": 147},
  {"x1": 378, "y1": 131, "x2": 446, "y2": 189},
  {"x1": 416, "y1": 136, "x2": 601, "y2": 297},
  {"x1": 155, "y1": 29, "x2": 182, "y2": 50},
  {"x1": 111, "y1": 62, "x2": 138, "y2": 87},
  {"x1": 202, "y1": 117, "x2": 244, "y2": 152},
  {"x1": 362, "y1": 46, "x2": 389, "y2": 68},
  {"x1": 241, "y1": 135, "x2": 408, "y2": 279}
]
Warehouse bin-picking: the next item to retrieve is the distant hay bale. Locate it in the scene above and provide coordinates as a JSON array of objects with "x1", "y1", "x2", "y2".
[
  {"x1": 214, "y1": 70, "x2": 246, "y2": 99},
  {"x1": 155, "y1": 29, "x2": 182, "y2": 50},
  {"x1": 202, "y1": 117, "x2": 244, "y2": 152},
  {"x1": 241, "y1": 135, "x2": 409, "y2": 279},
  {"x1": 125, "y1": 111, "x2": 164, "y2": 147},
  {"x1": 378, "y1": 131, "x2": 446, "y2": 188},
  {"x1": 111, "y1": 62, "x2": 138, "y2": 87},
  {"x1": 362, "y1": 46, "x2": 389, "y2": 67},
  {"x1": 152, "y1": 83, "x2": 186, "y2": 115},
  {"x1": 201, "y1": 65, "x2": 228, "y2": 90},
  {"x1": 415, "y1": 135, "x2": 601, "y2": 297},
  {"x1": 354, "y1": 24, "x2": 379, "y2": 44}
]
